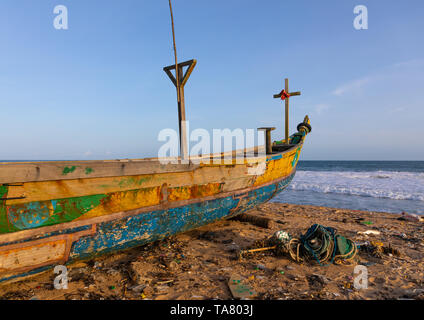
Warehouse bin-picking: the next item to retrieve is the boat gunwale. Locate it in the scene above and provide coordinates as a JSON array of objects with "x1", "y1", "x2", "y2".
[{"x1": 0, "y1": 143, "x2": 303, "y2": 184}]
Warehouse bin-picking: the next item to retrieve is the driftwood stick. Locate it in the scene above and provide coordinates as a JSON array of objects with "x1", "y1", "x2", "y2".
[
  {"x1": 238, "y1": 245, "x2": 278, "y2": 259},
  {"x1": 231, "y1": 213, "x2": 274, "y2": 229},
  {"x1": 241, "y1": 246, "x2": 277, "y2": 254}
]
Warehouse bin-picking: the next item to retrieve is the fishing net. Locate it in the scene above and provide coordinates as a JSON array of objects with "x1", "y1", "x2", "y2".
[{"x1": 287, "y1": 224, "x2": 358, "y2": 265}]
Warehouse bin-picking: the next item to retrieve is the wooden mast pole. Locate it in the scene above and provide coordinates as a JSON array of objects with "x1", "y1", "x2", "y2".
[
  {"x1": 284, "y1": 78, "x2": 289, "y2": 145},
  {"x1": 168, "y1": 0, "x2": 187, "y2": 160}
]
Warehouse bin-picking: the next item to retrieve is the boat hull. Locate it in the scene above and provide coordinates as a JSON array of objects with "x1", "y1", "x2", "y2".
[
  {"x1": 0, "y1": 144, "x2": 305, "y2": 283},
  {"x1": 0, "y1": 171, "x2": 294, "y2": 283}
]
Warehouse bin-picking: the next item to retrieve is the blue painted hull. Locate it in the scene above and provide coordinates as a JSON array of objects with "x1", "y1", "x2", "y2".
[{"x1": 71, "y1": 173, "x2": 294, "y2": 260}]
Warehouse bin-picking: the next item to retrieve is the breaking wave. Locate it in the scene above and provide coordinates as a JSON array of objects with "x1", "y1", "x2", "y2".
[{"x1": 289, "y1": 170, "x2": 424, "y2": 202}]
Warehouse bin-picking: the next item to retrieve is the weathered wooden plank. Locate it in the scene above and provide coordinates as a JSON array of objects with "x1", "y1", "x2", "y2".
[
  {"x1": 0, "y1": 239, "x2": 67, "y2": 273},
  {"x1": 0, "y1": 160, "x2": 198, "y2": 184},
  {"x1": 5, "y1": 163, "x2": 255, "y2": 205}
]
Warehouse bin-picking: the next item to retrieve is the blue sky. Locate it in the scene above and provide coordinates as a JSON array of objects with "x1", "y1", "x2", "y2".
[{"x1": 1, "y1": 0, "x2": 423, "y2": 160}]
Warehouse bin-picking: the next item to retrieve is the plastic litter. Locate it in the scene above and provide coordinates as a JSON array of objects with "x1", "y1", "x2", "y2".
[
  {"x1": 271, "y1": 230, "x2": 291, "y2": 244},
  {"x1": 399, "y1": 212, "x2": 423, "y2": 222},
  {"x1": 357, "y1": 230, "x2": 381, "y2": 236},
  {"x1": 228, "y1": 275, "x2": 256, "y2": 299}
]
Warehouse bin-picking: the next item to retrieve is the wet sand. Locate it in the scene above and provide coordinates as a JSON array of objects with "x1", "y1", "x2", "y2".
[{"x1": 0, "y1": 203, "x2": 423, "y2": 300}]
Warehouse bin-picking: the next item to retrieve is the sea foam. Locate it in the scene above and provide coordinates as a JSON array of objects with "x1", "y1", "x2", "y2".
[{"x1": 289, "y1": 170, "x2": 424, "y2": 202}]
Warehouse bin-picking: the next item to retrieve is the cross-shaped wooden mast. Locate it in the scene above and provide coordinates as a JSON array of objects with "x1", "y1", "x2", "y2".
[
  {"x1": 164, "y1": 59, "x2": 197, "y2": 160},
  {"x1": 273, "y1": 78, "x2": 301, "y2": 145}
]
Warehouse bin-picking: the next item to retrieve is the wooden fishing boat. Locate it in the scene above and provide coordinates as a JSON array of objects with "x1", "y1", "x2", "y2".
[
  {"x1": 0, "y1": 119, "x2": 310, "y2": 283},
  {"x1": 0, "y1": 2, "x2": 311, "y2": 283}
]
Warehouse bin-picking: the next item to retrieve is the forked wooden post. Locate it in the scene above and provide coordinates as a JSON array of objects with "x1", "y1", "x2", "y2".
[
  {"x1": 164, "y1": 59, "x2": 197, "y2": 160},
  {"x1": 273, "y1": 78, "x2": 301, "y2": 145},
  {"x1": 165, "y1": 0, "x2": 196, "y2": 161}
]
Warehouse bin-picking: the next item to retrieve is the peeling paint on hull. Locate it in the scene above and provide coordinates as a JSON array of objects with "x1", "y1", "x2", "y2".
[{"x1": 0, "y1": 172, "x2": 294, "y2": 283}]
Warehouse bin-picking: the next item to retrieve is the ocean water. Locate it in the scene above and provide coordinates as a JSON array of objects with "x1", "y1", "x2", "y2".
[{"x1": 272, "y1": 161, "x2": 424, "y2": 215}]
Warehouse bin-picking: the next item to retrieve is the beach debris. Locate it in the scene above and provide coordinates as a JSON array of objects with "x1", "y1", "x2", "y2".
[
  {"x1": 359, "y1": 241, "x2": 400, "y2": 258},
  {"x1": 129, "y1": 284, "x2": 146, "y2": 293},
  {"x1": 238, "y1": 225, "x2": 358, "y2": 266},
  {"x1": 237, "y1": 230, "x2": 292, "y2": 259},
  {"x1": 307, "y1": 274, "x2": 329, "y2": 290},
  {"x1": 312, "y1": 273, "x2": 331, "y2": 284},
  {"x1": 255, "y1": 264, "x2": 266, "y2": 270},
  {"x1": 398, "y1": 212, "x2": 423, "y2": 223},
  {"x1": 357, "y1": 230, "x2": 381, "y2": 236},
  {"x1": 155, "y1": 285, "x2": 170, "y2": 292},
  {"x1": 361, "y1": 221, "x2": 374, "y2": 226},
  {"x1": 397, "y1": 233, "x2": 408, "y2": 239},
  {"x1": 287, "y1": 224, "x2": 358, "y2": 265},
  {"x1": 165, "y1": 260, "x2": 179, "y2": 271},
  {"x1": 271, "y1": 230, "x2": 291, "y2": 243},
  {"x1": 238, "y1": 245, "x2": 277, "y2": 259},
  {"x1": 355, "y1": 241, "x2": 370, "y2": 248},
  {"x1": 156, "y1": 279, "x2": 174, "y2": 285},
  {"x1": 228, "y1": 275, "x2": 256, "y2": 299},
  {"x1": 230, "y1": 213, "x2": 275, "y2": 229},
  {"x1": 218, "y1": 267, "x2": 232, "y2": 272}
]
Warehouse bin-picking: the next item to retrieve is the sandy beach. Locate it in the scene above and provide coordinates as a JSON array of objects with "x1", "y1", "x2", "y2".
[{"x1": 0, "y1": 202, "x2": 423, "y2": 300}]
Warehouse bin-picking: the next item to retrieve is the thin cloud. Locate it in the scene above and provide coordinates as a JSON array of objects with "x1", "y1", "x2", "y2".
[
  {"x1": 332, "y1": 58, "x2": 424, "y2": 97},
  {"x1": 332, "y1": 77, "x2": 372, "y2": 96}
]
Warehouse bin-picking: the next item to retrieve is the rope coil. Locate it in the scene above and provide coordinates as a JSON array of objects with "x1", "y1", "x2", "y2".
[
  {"x1": 287, "y1": 224, "x2": 358, "y2": 266},
  {"x1": 238, "y1": 224, "x2": 358, "y2": 266}
]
